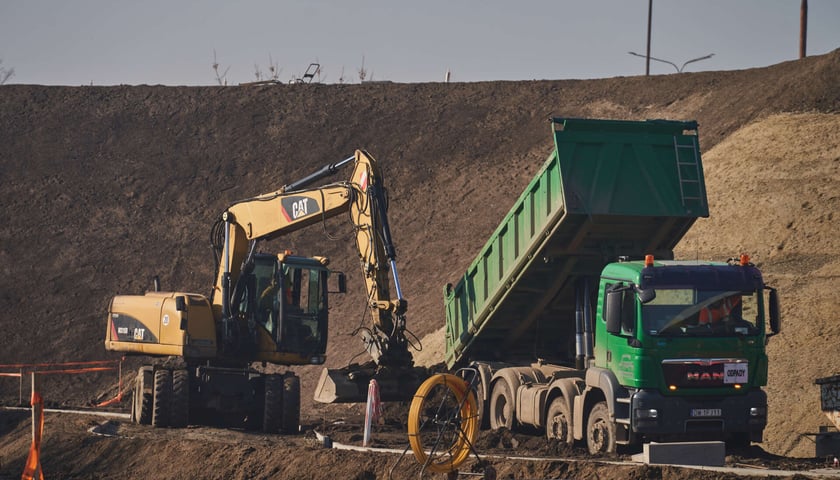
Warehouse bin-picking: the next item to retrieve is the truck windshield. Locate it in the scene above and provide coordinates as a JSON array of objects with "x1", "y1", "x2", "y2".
[{"x1": 644, "y1": 289, "x2": 760, "y2": 337}]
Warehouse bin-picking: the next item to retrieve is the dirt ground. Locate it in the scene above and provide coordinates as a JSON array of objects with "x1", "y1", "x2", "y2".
[
  {"x1": 0, "y1": 410, "x2": 834, "y2": 480},
  {"x1": 0, "y1": 49, "x2": 839, "y2": 478}
]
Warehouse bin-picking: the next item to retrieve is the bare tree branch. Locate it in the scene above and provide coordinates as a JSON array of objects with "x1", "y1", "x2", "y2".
[{"x1": 0, "y1": 60, "x2": 15, "y2": 85}]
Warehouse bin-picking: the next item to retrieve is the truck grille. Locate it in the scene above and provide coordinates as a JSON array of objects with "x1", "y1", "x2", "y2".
[{"x1": 662, "y1": 358, "x2": 746, "y2": 388}]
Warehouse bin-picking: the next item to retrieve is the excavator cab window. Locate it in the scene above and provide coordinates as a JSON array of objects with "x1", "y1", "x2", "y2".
[
  {"x1": 277, "y1": 261, "x2": 328, "y2": 354},
  {"x1": 248, "y1": 256, "x2": 328, "y2": 354},
  {"x1": 253, "y1": 256, "x2": 280, "y2": 337}
]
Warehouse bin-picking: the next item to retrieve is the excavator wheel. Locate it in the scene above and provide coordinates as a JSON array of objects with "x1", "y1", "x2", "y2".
[
  {"x1": 262, "y1": 374, "x2": 283, "y2": 433},
  {"x1": 152, "y1": 368, "x2": 172, "y2": 428},
  {"x1": 133, "y1": 368, "x2": 152, "y2": 425},
  {"x1": 169, "y1": 369, "x2": 190, "y2": 428},
  {"x1": 244, "y1": 376, "x2": 265, "y2": 431},
  {"x1": 281, "y1": 374, "x2": 300, "y2": 434}
]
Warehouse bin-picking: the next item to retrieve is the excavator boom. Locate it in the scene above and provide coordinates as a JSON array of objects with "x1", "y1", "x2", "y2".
[{"x1": 212, "y1": 150, "x2": 423, "y2": 402}]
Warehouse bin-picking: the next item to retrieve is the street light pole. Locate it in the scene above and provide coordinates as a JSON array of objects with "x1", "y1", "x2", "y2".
[
  {"x1": 800, "y1": 0, "x2": 808, "y2": 58},
  {"x1": 646, "y1": 0, "x2": 653, "y2": 76}
]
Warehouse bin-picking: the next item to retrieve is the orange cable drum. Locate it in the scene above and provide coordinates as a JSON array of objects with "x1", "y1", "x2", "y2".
[{"x1": 407, "y1": 373, "x2": 478, "y2": 473}]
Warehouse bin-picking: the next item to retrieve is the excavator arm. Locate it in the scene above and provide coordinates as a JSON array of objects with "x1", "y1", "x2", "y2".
[{"x1": 211, "y1": 150, "x2": 420, "y2": 398}]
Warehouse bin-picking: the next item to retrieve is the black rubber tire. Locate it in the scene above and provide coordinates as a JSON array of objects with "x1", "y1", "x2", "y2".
[
  {"x1": 136, "y1": 368, "x2": 152, "y2": 425},
  {"x1": 489, "y1": 380, "x2": 514, "y2": 430},
  {"x1": 281, "y1": 374, "x2": 300, "y2": 434},
  {"x1": 244, "y1": 376, "x2": 265, "y2": 431},
  {"x1": 152, "y1": 369, "x2": 172, "y2": 428},
  {"x1": 130, "y1": 374, "x2": 139, "y2": 423},
  {"x1": 586, "y1": 401, "x2": 616, "y2": 454},
  {"x1": 476, "y1": 376, "x2": 491, "y2": 430},
  {"x1": 262, "y1": 374, "x2": 283, "y2": 433},
  {"x1": 465, "y1": 370, "x2": 490, "y2": 430},
  {"x1": 545, "y1": 396, "x2": 573, "y2": 444},
  {"x1": 169, "y1": 369, "x2": 190, "y2": 428}
]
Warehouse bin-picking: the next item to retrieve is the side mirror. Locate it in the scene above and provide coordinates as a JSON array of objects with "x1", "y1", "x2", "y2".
[
  {"x1": 636, "y1": 286, "x2": 656, "y2": 304},
  {"x1": 604, "y1": 289, "x2": 622, "y2": 334},
  {"x1": 332, "y1": 272, "x2": 347, "y2": 294},
  {"x1": 768, "y1": 287, "x2": 781, "y2": 335}
]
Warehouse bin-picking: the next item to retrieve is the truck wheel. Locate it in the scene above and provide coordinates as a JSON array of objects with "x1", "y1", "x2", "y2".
[
  {"x1": 489, "y1": 380, "x2": 514, "y2": 430},
  {"x1": 546, "y1": 397, "x2": 573, "y2": 444},
  {"x1": 262, "y1": 374, "x2": 283, "y2": 433},
  {"x1": 281, "y1": 374, "x2": 300, "y2": 434},
  {"x1": 134, "y1": 368, "x2": 152, "y2": 425},
  {"x1": 474, "y1": 376, "x2": 491, "y2": 430},
  {"x1": 586, "y1": 401, "x2": 616, "y2": 454},
  {"x1": 460, "y1": 367, "x2": 490, "y2": 430},
  {"x1": 152, "y1": 369, "x2": 172, "y2": 428},
  {"x1": 169, "y1": 369, "x2": 190, "y2": 428}
]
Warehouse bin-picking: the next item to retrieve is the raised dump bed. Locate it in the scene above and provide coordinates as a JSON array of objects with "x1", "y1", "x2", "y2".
[{"x1": 444, "y1": 118, "x2": 709, "y2": 368}]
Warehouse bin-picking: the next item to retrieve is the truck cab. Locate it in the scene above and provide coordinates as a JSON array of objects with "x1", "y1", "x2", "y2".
[{"x1": 595, "y1": 255, "x2": 781, "y2": 446}]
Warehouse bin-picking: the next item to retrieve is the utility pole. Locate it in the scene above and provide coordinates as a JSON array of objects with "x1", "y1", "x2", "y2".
[
  {"x1": 646, "y1": 0, "x2": 653, "y2": 76},
  {"x1": 800, "y1": 0, "x2": 808, "y2": 58}
]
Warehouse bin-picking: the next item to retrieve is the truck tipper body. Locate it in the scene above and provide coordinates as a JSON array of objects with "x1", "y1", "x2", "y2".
[{"x1": 443, "y1": 118, "x2": 781, "y2": 453}]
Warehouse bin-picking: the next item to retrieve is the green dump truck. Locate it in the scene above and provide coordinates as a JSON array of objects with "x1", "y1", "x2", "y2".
[{"x1": 444, "y1": 118, "x2": 781, "y2": 453}]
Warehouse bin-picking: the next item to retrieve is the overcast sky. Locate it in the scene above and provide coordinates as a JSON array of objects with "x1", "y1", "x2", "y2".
[{"x1": 1, "y1": 1, "x2": 838, "y2": 86}]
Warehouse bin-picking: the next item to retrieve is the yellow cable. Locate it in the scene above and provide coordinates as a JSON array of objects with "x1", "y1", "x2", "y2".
[{"x1": 407, "y1": 373, "x2": 478, "y2": 473}]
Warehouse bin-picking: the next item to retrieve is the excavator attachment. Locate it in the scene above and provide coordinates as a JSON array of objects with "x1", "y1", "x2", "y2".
[{"x1": 314, "y1": 363, "x2": 429, "y2": 403}]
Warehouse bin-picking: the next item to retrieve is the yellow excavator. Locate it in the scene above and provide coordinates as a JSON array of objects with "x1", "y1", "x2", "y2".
[{"x1": 105, "y1": 150, "x2": 423, "y2": 432}]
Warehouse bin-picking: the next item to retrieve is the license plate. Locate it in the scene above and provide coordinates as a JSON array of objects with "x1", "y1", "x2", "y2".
[{"x1": 690, "y1": 408, "x2": 722, "y2": 417}]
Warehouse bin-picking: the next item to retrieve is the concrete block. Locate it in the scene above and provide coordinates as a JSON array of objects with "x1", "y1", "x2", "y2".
[{"x1": 631, "y1": 441, "x2": 725, "y2": 467}]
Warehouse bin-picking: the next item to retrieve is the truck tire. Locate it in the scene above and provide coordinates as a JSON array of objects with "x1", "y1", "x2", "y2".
[
  {"x1": 489, "y1": 380, "x2": 514, "y2": 430},
  {"x1": 586, "y1": 401, "x2": 616, "y2": 454},
  {"x1": 281, "y1": 374, "x2": 300, "y2": 434},
  {"x1": 152, "y1": 369, "x2": 172, "y2": 428},
  {"x1": 262, "y1": 374, "x2": 283, "y2": 433},
  {"x1": 133, "y1": 371, "x2": 152, "y2": 425},
  {"x1": 473, "y1": 376, "x2": 491, "y2": 430},
  {"x1": 169, "y1": 369, "x2": 190, "y2": 428},
  {"x1": 546, "y1": 397, "x2": 573, "y2": 444}
]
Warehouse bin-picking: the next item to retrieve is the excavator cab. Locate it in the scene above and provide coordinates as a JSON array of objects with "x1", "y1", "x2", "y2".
[{"x1": 243, "y1": 253, "x2": 335, "y2": 365}]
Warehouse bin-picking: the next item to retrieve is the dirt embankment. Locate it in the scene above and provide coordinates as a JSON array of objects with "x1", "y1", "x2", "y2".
[{"x1": 0, "y1": 49, "x2": 839, "y2": 478}]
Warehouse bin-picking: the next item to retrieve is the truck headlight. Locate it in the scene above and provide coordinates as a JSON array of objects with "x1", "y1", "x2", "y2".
[{"x1": 636, "y1": 408, "x2": 658, "y2": 419}]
